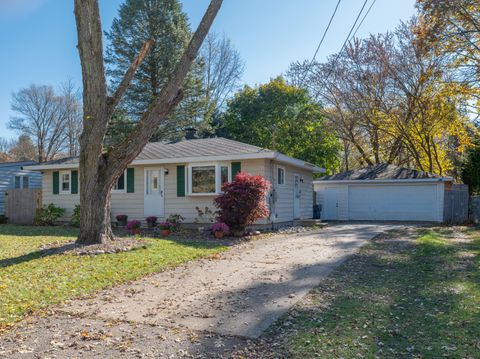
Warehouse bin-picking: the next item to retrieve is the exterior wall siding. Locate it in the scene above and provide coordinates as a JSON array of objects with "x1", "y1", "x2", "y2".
[
  {"x1": 41, "y1": 158, "x2": 294, "y2": 224},
  {"x1": 268, "y1": 161, "x2": 314, "y2": 223}
]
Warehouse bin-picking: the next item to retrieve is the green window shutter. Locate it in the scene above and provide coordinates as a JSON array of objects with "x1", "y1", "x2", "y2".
[
  {"x1": 231, "y1": 162, "x2": 242, "y2": 179},
  {"x1": 53, "y1": 171, "x2": 59, "y2": 195},
  {"x1": 177, "y1": 165, "x2": 186, "y2": 197},
  {"x1": 71, "y1": 170, "x2": 78, "y2": 194},
  {"x1": 126, "y1": 168, "x2": 135, "y2": 193}
]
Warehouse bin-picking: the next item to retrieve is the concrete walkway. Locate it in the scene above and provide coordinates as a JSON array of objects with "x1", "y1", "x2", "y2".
[{"x1": 63, "y1": 223, "x2": 393, "y2": 339}]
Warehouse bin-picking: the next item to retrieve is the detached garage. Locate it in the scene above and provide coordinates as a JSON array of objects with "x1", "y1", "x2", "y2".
[{"x1": 314, "y1": 164, "x2": 452, "y2": 223}]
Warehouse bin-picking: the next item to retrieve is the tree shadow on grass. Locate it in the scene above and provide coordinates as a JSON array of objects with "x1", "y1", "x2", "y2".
[{"x1": 0, "y1": 224, "x2": 77, "y2": 237}]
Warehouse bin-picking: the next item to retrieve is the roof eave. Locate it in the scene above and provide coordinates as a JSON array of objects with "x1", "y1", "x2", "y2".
[
  {"x1": 24, "y1": 152, "x2": 325, "y2": 173},
  {"x1": 313, "y1": 177, "x2": 453, "y2": 184},
  {"x1": 273, "y1": 153, "x2": 325, "y2": 173}
]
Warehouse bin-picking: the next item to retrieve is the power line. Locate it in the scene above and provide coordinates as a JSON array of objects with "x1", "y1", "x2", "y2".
[
  {"x1": 302, "y1": 0, "x2": 370, "y2": 86},
  {"x1": 301, "y1": 0, "x2": 343, "y2": 83},
  {"x1": 352, "y1": 0, "x2": 377, "y2": 39},
  {"x1": 335, "y1": 0, "x2": 369, "y2": 58}
]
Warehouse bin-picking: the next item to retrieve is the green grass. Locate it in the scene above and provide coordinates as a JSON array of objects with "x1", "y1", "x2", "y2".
[
  {"x1": 0, "y1": 225, "x2": 226, "y2": 330},
  {"x1": 285, "y1": 227, "x2": 480, "y2": 358}
]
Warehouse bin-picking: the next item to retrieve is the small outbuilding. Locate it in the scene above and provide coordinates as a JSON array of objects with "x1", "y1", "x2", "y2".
[{"x1": 313, "y1": 164, "x2": 452, "y2": 222}]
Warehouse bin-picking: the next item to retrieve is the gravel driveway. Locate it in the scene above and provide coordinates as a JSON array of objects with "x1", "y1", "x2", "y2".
[{"x1": 0, "y1": 223, "x2": 395, "y2": 358}]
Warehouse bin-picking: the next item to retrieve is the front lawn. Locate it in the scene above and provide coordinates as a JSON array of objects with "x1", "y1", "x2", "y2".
[
  {"x1": 282, "y1": 227, "x2": 480, "y2": 358},
  {"x1": 0, "y1": 225, "x2": 226, "y2": 330}
]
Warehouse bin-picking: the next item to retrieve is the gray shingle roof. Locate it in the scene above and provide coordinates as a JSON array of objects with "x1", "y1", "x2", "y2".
[
  {"x1": 32, "y1": 138, "x2": 272, "y2": 166},
  {"x1": 137, "y1": 138, "x2": 270, "y2": 160},
  {"x1": 319, "y1": 163, "x2": 444, "y2": 181},
  {"x1": 0, "y1": 160, "x2": 37, "y2": 167}
]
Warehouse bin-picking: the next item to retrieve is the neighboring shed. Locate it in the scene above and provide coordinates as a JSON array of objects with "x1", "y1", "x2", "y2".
[
  {"x1": 314, "y1": 164, "x2": 452, "y2": 223},
  {"x1": 0, "y1": 161, "x2": 43, "y2": 214}
]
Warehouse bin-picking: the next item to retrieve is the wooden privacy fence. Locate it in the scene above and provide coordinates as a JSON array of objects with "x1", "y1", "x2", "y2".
[
  {"x1": 443, "y1": 184, "x2": 469, "y2": 224},
  {"x1": 5, "y1": 189, "x2": 42, "y2": 225}
]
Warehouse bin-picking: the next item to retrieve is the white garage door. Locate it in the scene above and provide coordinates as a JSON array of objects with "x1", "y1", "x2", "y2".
[{"x1": 348, "y1": 184, "x2": 438, "y2": 221}]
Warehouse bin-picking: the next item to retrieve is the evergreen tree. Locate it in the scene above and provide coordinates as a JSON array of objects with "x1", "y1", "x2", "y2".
[
  {"x1": 105, "y1": 0, "x2": 205, "y2": 141},
  {"x1": 461, "y1": 137, "x2": 480, "y2": 194}
]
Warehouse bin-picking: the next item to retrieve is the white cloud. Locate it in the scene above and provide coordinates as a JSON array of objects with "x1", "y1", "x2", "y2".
[{"x1": 0, "y1": 0, "x2": 48, "y2": 19}]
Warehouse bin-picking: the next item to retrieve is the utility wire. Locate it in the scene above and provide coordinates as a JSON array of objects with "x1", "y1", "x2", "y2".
[
  {"x1": 300, "y1": 0, "x2": 343, "y2": 83},
  {"x1": 303, "y1": 0, "x2": 370, "y2": 87},
  {"x1": 335, "y1": 0, "x2": 369, "y2": 60},
  {"x1": 352, "y1": 0, "x2": 377, "y2": 39}
]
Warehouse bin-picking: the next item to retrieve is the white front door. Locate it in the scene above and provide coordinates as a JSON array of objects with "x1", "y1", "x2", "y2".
[
  {"x1": 323, "y1": 187, "x2": 339, "y2": 220},
  {"x1": 144, "y1": 168, "x2": 165, "y2": 217},
  {"x1": 293, "y1": 174, "x2": 301, "y2": 219}
]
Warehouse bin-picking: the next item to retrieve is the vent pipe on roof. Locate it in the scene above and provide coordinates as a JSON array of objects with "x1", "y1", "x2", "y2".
[{"x1": 185, "y1": 127, "x2": 197, "y2": 140}]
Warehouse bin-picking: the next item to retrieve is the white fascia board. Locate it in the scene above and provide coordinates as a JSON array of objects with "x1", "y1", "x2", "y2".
[
  {"x1": 23, "y1": 163, "x2": 79, "y2": 171},
  {"x1": 313, "y1": 178, "x2": 452, "y2": 185},
  {"x1": 273, "y1": 153, "x2": 325, "y2": 173}
]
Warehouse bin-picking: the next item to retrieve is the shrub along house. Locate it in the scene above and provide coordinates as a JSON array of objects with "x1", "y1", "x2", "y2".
[{"x1": 25, "y1": 136, "x2": 324, "y2": 227}]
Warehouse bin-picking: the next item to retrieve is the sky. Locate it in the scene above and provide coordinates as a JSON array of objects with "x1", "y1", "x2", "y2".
[{"x1": 0, "y1": 0, "x2": 416, "y2": 139}]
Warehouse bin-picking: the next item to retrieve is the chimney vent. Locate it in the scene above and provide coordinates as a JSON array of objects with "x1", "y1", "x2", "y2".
[{"x1": 185, "y1": 127, "x2": 197, "y2": 140}]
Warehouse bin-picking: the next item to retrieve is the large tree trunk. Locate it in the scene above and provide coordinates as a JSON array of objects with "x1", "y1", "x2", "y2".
[{"x1": 74, "y1": 0, "x2": 222, "y2": 244}]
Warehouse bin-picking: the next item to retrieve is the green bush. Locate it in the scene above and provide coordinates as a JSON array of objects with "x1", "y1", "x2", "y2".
[
  {"x1": 71, "y1": 205, "x2": 80, "y2": 227},
  {"x1": 0, "y1": 214, "x2": 8, "y2": 224},
  {"x1": 34, "y1": 204, "x2": 65, "y2": 226}
]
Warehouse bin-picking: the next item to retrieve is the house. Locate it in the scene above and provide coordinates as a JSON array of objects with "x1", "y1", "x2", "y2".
[
  {"x1": 313, "y1": 163, "x2": 453, "y2": 222},
  {"x1": 0, "y1": 161, "x2": 43, "y2": 215},
  {"x1": 25, "y1": 137, "x2": 324, "y2": 226}
]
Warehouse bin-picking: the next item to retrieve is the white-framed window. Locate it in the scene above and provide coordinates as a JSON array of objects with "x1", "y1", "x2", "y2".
[
  {"x1": 60, "y1": 171, "x2": 71, "y2": 194},
  {"x1": 14, "y1": 175, "x2": 29, "y2": 189},
  {"x1": 113, "y1": 171, "x2": 126, "y2": 192},
  {"x1": 188, "y1": 162, "x2": 231, "y2": 195},
  {"x1": 277, "y1": 166, "x2": 286, "y2": 186}
]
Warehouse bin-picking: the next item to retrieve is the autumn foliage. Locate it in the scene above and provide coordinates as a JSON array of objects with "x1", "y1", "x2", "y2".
[{"x1": 214, "y1": 172, "x2": 271, "y2": 231}]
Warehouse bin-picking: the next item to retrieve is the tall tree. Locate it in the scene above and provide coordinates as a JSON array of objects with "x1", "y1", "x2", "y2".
[
  {"x1": 60, "y1": 80, "x2": 83, "y2": 157},
  {"x1": 9, "y1": 134, "x2": 37, "y2": 161},
  {"x1": 288, "y1": 20, "x2": 474, "y2": 174},
  {"x1": 199, "y1": 32, "x2": 244, "y2": 132},
  {"x1": 74, "y1": 0, "x2": 222, "y2": 244},
  {"x1": 105, "y1": 0, "x2": 206, "y2": 141},
  {"x1": 415, "y1": 1, "x2": 480, "y2": 87},
  {"x1": 461, "y1": 137, "x2": 480, "y2": 194},
  {"x1": 221, "y1": 77, "x2": 340, "y2": 173},
  {"x1": 9, "y1": 85, "x2": 66, "y2": 162},
  {"x1": 0, "y1": 137, "x2": 13, "y2": 162}
]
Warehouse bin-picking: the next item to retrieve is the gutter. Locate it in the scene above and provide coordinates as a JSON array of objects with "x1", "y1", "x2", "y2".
[{"x1": 313, "y1": 178, "x2": 453, "y2": 185}]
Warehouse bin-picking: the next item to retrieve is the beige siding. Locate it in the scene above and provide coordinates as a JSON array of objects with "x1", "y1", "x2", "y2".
[
  {"x1": 42, "y1": 168, "x2": 144, "y2": 222},
  {"x1": 41, "y1": 159, "x2": 277, "y2": 223},
  {"x1": 267, "y1": 161, "x2": 314, "y2": 223}
]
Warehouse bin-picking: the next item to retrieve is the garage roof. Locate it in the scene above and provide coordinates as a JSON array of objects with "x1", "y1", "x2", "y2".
[{"x1": 317, "y1": 163, "x2": 451, "y2": 182}]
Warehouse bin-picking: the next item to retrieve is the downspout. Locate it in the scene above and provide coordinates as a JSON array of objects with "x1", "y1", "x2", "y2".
[{"x1": 269, "y1": 159, "x2": 276, "y2": 230}]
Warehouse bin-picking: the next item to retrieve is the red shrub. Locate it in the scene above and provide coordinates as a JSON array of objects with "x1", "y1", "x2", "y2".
[{"x1": 214, "y1": 172, "x2": 271, "y2": 231}]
